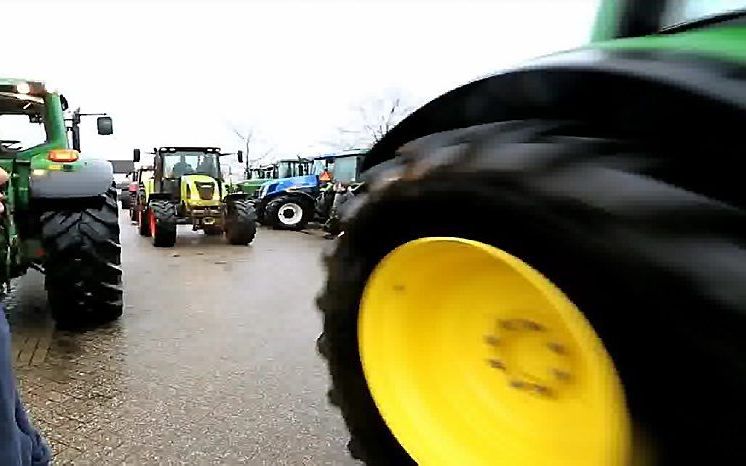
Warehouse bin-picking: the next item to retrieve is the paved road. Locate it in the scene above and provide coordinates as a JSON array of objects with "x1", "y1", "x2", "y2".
[{"x1": 5, "y1": 210, "x2": 355, "y2": 464}]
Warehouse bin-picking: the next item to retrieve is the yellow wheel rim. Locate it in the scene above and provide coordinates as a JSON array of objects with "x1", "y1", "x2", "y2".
[{"x1": 359, "y1": 238, "x2": 631, "y2": 466}]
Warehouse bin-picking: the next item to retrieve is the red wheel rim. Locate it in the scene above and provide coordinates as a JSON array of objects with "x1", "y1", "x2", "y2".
[{"x1": 149, "y1": 209, "x2": 156, "y2": 238}]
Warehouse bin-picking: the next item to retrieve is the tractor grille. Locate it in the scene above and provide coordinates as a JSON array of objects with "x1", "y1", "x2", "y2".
[{"x1": 195, "y1": 182, "x2": 215, "y2": 200}]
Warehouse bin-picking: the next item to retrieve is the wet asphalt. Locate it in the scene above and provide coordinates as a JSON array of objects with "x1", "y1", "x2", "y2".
[{"x1": 5, "y1": 209, "x2": 356, "y2": 464}]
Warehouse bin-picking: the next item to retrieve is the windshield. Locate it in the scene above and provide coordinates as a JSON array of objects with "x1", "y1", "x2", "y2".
[
  {"x1": 277, "y1": 161, "x2": 309, "y2": 178},
  {"x1": 248, "y1": 169, "x2": 266, "y2": 179},
  {"x1": 0, "y1": 95, "x2": 46, "y2": 153},
  {"x1": 332, "y1": 156, "x2": 360, "y2": 183},
  {"x1": 662, "y1": 0, "x2": 746, "y2": 28},
  {"x1": 162, "y1": 151, "x2": 220, "y2": 179},
  {"x1": 277, "y1": 162, "x2": 293, "y2": 178},
  {"x1": 312, "y1": 159, "x2": 333, "y2": 176}
]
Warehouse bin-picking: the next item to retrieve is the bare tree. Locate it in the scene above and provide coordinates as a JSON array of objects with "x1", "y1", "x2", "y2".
[
  {"x1": 228, "y1": 125, "x2": 276, "y2": 178},
  {"x1": 328, "y1": 93, "x2": 414, "y2": 150}
]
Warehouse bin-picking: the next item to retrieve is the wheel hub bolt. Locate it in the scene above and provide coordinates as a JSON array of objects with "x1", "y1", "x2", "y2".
[
  {"x1": 547, "y1": 342, "x2": 566, "y2": 354},
  {"x1": 510, "y1": 380, "x2": 526, "y2": 389},
  {"x1": 484, "y1": 335, "x2": 499, "y2": 346},
  {"x1": 487, "y1": 359, "x2": 505, "y2": 370},
  {"x1": 532, "y1": 384, "x2": 553, "y2": 397}
]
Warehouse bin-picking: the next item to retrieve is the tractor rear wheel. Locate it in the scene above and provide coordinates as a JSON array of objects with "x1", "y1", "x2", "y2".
[
  {"x1": 41, "y1": 187, "x2": 123, "y2": 328},
  {"x1": 317, "y1": 121, "x2": 746, "y2": 465},
  {"x1": 149, "y1": 200, "x2": 177, "y2": 247},
  {"x1": 225, "y1": 199, "x2": 257, "y2": 245},
  {"x1": 120, "y1": 192, "x2": 132, "y2": 210},
  {"x1": 265, "y1": 195, "x2": 312, "y2": 230}
]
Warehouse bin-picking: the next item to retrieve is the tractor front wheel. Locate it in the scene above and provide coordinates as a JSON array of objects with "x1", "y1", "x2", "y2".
[
  {"x1": 317, "y1": 121, "x2": 746, "y2": 465},
  {"x1": 149, "y1": 200, "x2": 177, "y2": 247},
  {"x1": 265, "y1": 195, "x2": 311, "y2": 230},
  {"x1": 225, "y1": 199, "x2": 257, "y2": 245},
  {"x1": 41, "y1": 187, "x2": 123, "y2": 328}
]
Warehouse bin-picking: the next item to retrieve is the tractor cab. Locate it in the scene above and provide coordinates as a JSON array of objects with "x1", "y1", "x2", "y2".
[
  {"x1": 276, "y1": 158, "x2": 311, "y2": 178},
  {"x1": 314, "y1": 150, "x2": 367, "y2": 235},
  {"x1": 329, "y1": 151, "x2": 365, "y2": 185},
  {"x1": 247, "y1": 167, "x2": 268, "y2": 180},
  {"x1": 311, "y1": 154, "x2": 337, "y2": 184},
  {"x1": 148, "y1": 147, "x2": 224, "y2": 202}
]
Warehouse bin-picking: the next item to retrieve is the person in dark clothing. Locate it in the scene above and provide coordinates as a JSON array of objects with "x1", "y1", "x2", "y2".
[
  {"x1": 0, "y1": 309, "x2": 50, "y2": 466},
  {"x1": 0, "y1": 167, "x2": 50, "y2": 465},
  {"x1": 170, "y1": 155, "x2": 194, "y2": 178}
]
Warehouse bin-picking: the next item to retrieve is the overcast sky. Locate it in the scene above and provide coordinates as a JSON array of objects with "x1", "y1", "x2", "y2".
[{"x1": 2, "y1": 0, "x2": 598, "y2": 168}]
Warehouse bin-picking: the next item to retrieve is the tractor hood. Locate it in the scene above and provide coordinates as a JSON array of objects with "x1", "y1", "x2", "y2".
[
  {"x1": 258, "y1": 174, "x2": 318, "y2": 199},
  {"x1": 236, "y1": 179, "x2": 268, "y2": 196},
  {"x1": 182, "y1": 174, "x2": 221, "y2": 202}
]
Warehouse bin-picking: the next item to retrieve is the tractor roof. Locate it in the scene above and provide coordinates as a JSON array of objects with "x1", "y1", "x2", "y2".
[
  {"x1": 277, "y1": 158, "x2": 310, "y2": 163},
  {"x1": 0, "y1": 78, "x2": 50, "y2": 97},
  {"x1": 157, "y1": 146, "x2": 221, "y2": 153},
  {"x1": 312, "y1": 149, "x2": 367, "y2": 161}
]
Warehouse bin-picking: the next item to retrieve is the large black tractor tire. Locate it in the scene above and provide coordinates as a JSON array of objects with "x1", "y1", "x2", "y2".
[
  {"x1": 225, "y1": 199, "x2": 257, "y2": 245},
  {"x1": 149, "y1": 200, "x2": 177, "y2": 247},
  {"x1": 317, "y1": 121, "x2": 746, "y2": 466},
  {"x1": 41, "y1": 187, "x2": 123, "y2": 328},
  {"x1": 120, "y1": 192, "x2": 132, "y2": 210},
  {"x1": 203, "y1": 225, "x2": 223, "y2": 236},
  {"x1": 137, "y1": 205, "x2": 150, "y2": 236},
  {"x1": 265, "y1": 195, "x2": 312, "y2": 230},
  {"x1": 129, "y1": 195, "x2": 138, "y2": 222}
]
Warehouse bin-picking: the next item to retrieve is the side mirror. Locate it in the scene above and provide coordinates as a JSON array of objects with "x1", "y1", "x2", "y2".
[
  {"x1": 97, "y1": 116, "x2": 113, "y2": 135},
  {"x1": 133, "y1": 148, "x2": 141, "y2": 162},
  {"x1": 237, "y1": 150, "x2": 243, "y2": 163}
]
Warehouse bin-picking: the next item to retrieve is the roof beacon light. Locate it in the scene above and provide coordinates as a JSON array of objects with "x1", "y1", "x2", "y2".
[{"x1": 16, "y1": 82, "x2": 31, "y2": 95}]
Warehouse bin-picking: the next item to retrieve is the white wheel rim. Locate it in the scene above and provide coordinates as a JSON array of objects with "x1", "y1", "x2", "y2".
[{"x1": 278, "y1": 202, "x2": 303, "y2": 225}]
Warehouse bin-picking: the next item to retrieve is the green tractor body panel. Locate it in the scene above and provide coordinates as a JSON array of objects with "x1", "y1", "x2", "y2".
[
  {"x1": 594, "y1": 26, "x2": 746, "y2": 62},
  {"x1": 234, "y1": 179, "x2": 268, "y2": 196},
  {"x1": 590, "y1": 0, "x2": 622, "y2": 41}
]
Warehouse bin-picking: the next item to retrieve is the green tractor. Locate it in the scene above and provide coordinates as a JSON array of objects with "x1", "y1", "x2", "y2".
[
  {"x1": 231, "y1": 164, "x2": 277, "y2": 197},
  {"x1": 316, "y1": 1, "x2": 746, "y2": 465},
  {"x1": 133, "y1": 146, "x2": 257, "y2": 247},
  {"x1": 0, "y1": 79, "x2": 121, "y2": 328}
]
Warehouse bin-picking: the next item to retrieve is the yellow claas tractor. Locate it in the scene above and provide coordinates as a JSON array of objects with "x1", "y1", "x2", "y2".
[{"x1": 133, "y1": 146, "x2": 257, "y2": 247}]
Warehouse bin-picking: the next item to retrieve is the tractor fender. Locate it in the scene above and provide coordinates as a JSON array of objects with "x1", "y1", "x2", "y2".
[
  {"x1": 31, "y1": 158, "x2": 113, "y2": 199},
  {"x1": 224, "y1": 192, "x2": 250, "y2": 203},
  {"x1": 147, "y1": 193, "x2": 173, "y2": 202},
  {"x1": 363, "y1": 47, "x2": 746, "y2": 174},
  {"x1": 257, "y1": 190, "x2": 316, "y2": 211}
]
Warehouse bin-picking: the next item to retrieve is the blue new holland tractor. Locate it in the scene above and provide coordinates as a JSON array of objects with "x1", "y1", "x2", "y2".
[{"x1": 255, "y1": 151, "x2": 365, "y2": 230}]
